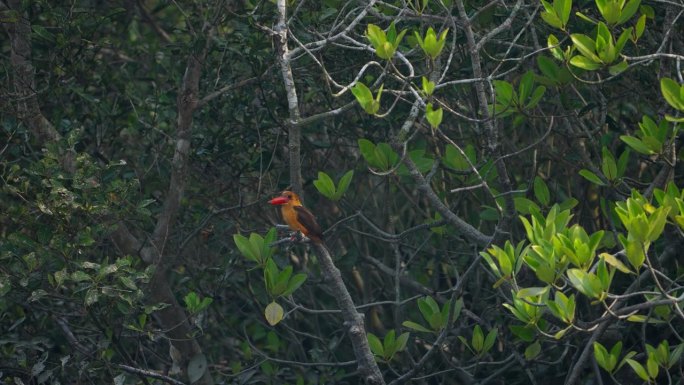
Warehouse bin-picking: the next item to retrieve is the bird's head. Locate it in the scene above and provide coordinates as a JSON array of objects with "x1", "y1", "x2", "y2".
[{"x1": 268, "y1": 190, "x2": 302, "y2": 206}]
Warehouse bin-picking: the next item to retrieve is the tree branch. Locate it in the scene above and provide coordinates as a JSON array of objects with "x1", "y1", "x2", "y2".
[
  {"x1": 275, "y1": 0, "x2": 304, "y2": 196},
  {"x1": 312, "y1": 242, "x2": 386, "y2": 384}
]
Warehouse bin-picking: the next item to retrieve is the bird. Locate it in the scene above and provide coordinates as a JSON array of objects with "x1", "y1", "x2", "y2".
[{"x1": 269, "y1": 190, "x2": 324, "y2": 244}]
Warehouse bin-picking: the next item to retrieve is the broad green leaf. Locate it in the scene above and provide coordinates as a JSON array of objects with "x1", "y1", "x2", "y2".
[
  {"x1": 527, "y1": 86, "x2": 546, "y2": 109},
  {"x1": 525, "y1": 341, "x2": 541, "y2": 360},
  {"x1": 418, "y1": 296, "x2": 439, "y2": 322},
  {"x1": 541, "y1": 8, "x2": 563, "y2": 29},
  {"x1": 626, "y1": 358, "x2": 650, "y2": 381},
  {"x1": 646, "y1": 356, "x2": 659, "y2": 379},
  {"x1": 422, "y1": 77, "x2": 435, "y2": 96},
  {"x1": 571, "y1": 34, "x2": 600, "y2": 62},
  {"x1": 661, "y1": 78, "x2": 684, "y2": 111},
  {"x1": 570, "y1": 55, "x2": 602, "y2": 70},
  {"x1": 608, "y1": 60, "x2": 628, "y2": 75},
  {"x1": 359, "y1": 139, "x2": 379, "y2": 166},
  {"x1": 534, "y1": 176, "x2": 550, "y2": 206},
  {"x1": 483, "y1": 328, "x2": 498, "y2": 353},
  {"x1": 579, "y1": 169, "x2": 606, "y2": 185},
  {"x1": 351, "y1": 82, "x2": 373, "y2": 104},
  {"x1": 472, "y1": 325, "x2": 484, "y2": 352},
  {"x1": 336, "y1": 170, "x2": 354, "y2": 199},
  {"x1": 313, "y1": 171, "x2": 336, "y2": 199},
  {"x1": 634, "y1": 14, "x2": 646, "y2": 40},
  {"x1": 402, "y1": 320, "x2": 433, "y2": 333},
  {"x1": 626, "y1": 314, "x2": 666, "y2": 323},
  {"x1": 281, "y1": 273, "x2": 307, "y2": 297},
  {"x1": 618, "y1": 0, "x2": 641, "y2": 25},
  {"x1": 594, "y1": 342, "x2": 612, "y2": 372},
  {"x1": 517, "y1": 286, "x2": 549, "y2": 298},
  {"x1": 426, "y1": 103, "x2": 443, "y2": 128},
  {"x1": 548, "y1": 34, "x2": 564, "y2": 60},
  {"x1": 620, "y1": 135, "x2": 653, "y2": 154},
  {"x1": 600, "y1": 252, "x2": 632, "y2": 274},
  {"x1": 601, "y1": 147, "x2": 617, "y2": 181},
  {"x1": 538, "y1": 56, "x2": 559, "y2": 80},
  {"x1": 395, "y1": 332, "x2": 410, "y2": 353},
  {"x1": 519, "y1": 71, "x2": 535, "y2": 103},
  {"x1": 367, "y1": 333, "x2": 384, "y2": 356},
  {"x1": 493, "y1": 80, "x2": 514, "y2": 106}
]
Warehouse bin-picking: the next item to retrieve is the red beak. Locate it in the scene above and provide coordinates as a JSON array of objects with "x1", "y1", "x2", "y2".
[{"x1": 269, "y1": 196, "x2": 289, "y2": 205}]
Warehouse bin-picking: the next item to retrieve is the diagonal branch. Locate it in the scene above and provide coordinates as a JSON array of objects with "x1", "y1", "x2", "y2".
[
  {"x1": 312, "y1": 242, "x2": 386, "y2": 384},
  {"x1": 391, "y1": 102, "x2": 492, "y2": 246}
]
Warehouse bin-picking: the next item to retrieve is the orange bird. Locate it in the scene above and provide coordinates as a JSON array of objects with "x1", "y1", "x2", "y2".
[{"x1": 269, "y1": 191, "x2": 324, "y2": 244}]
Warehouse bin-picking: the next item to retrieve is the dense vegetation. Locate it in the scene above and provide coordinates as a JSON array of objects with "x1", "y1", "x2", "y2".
[{"x1": 1, "y1": 0, "x2": 683, "y2": 384}]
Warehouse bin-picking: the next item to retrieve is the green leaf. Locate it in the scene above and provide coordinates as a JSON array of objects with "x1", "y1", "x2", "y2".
[
  {"x1": 616, "y1": 149, "x2": 630, "y2": 177},
  {"x1": 518, "y1": 71, "x2": 535, "y2": 103},
  {"x1": 594, "y1": 342, "x2": 614, "y2": 372},
  {"x1": 234, "y1": 234, "x2": 258, "y2": 262},
  {"x1": 483, "y1": 328, "x2": 498, "y2": 354},
  {"x1": 510, "y1": 325, "x2": 536, "y2": 342},
  {"x1": 359, "y1": 139, "x2": 379, "y2": 167},
  {"x1": 548, "y1": 34, "x2": 564, "y2": 60},
  {"x1": 527, "y1": 86, "x2": 547, "y2": 109},
  {"x1": 281, "y1": 273, "x2": 307, "y2": 297},
  {"x1": 313, "y1": 172, "x2": 336, "y2": 199},
  {"x1": 646, "y1": 356, "x2": 659, "y2": 379},
  {"x1": 626, "y1": 358, "x2": 650, "y2": 381},
  {"x1": 571, "y1": 34, "x2": 600, "y2": 62},
  {"x1": 265, "y1": 301, "x2": 284, "y2": 326},
  {"x1": 579, "y1": 169, "x2": 606, "y2": 185},
  {"x1": 601, "y1": 147, "x2": 618, "y2": 181},
  {"x1": 426, "y1": 103, "x2": 443, "y2": 128},
  {"x1": 615, "y1": 28, "x2": 632, "y2": 54},
  {"x1": 422, "y1": 77, "x2": 435, "y2": 96},
  {"x1": 600, "y1": 252, "x2": 632, "y2": 274},
  {"x1": 272, "y1": 266, "x2": 295, "y2": 296},
  {"x1": 555, "y1": 0, "x2": 572, "y2": 26},
  {"x1": 395, "y1": 332, "x2": 410, "y2": 353},
  {"x1": 418, "y1": 296, "x2": 439, "y2": 322},
  {"x1": 634, "y1": 14, "x2": 646, "y2": 40},
  {"x1": 517, "y1": 286, "x2": 549, "y2": 298},
  {"x1": 351, "y1": 82, "x2": 373, "y2": 104},
  {"x1": 334, "y1": 170, "x2": 353, "y2": 200},
  {"x1": 608, "y1": 60, "x2": 628, "y2": 75},
  {"x1": 661, "y1": 78, "x2": 684, "y2": 111},
  {"x1": 534, "y1": 176, "x2": 550, "y2": 206},
  {"x1": 525, "y1": 341, "x2": 541, "y2": 360},
  {"x1": 620, "y1": 135, "x2": 653, "y2": 154},
  {"x1": 493, "y1": 80, "x2": 514, "y2": 106},
  {"x1": 352, "y1": 83, "x2": 381, "y2": 114},
  {"x1": 472, "y1": 325, "x2": 484, "y2": 352},
  {"x1": 537, "y1": 56, "x2": 559, "y2": 80},
  {"x1": 541, "y1": 7, "x2": 563, "y2": 29},
  {"x1": 367, "y1": 333, "x2": 384, "y2": 357},
  {"x1": 618, "y1": 0, "x2": 641, "y2": 25},
  {"x1": 570, "y1": 55, "x2": 602, "y2": 70},
  {"x1": 402, "y1": 320, "x2": 433, "y2": 333}
]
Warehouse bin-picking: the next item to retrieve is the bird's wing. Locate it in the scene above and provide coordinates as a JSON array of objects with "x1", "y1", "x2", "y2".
[{"x1": 294, "y1": 206, "x2": 323, "y2": 238}]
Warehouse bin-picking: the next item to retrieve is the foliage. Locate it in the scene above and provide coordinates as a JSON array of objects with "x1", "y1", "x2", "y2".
[{"x1": 1, "y1": 0, "x2": 683, "y2": 384}]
